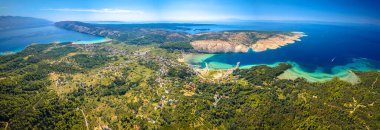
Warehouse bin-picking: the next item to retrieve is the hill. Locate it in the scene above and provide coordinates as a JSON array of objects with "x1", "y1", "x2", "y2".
[
  {"x1": 0, "y1": 41, "x2": 379, "y2": 129},
  {"x1": 55, "y1": 21, "x2": 193, "y2": 45}
]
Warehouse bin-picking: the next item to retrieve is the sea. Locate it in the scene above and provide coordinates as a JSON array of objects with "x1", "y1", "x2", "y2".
[
  {"x1": 180, "y1": 22, "x2": 380, "y2": 83},
  {"x1": 0, "y1": 25, "x2": 106, "y2": 55}
]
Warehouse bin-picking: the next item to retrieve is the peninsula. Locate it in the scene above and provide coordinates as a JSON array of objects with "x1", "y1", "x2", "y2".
[
  {"x1": 55, "y1": 21, "x2": 305, "y2": 53},
  {"x1": 191, "y1": 31, "x2": 305, "y2": 53}
]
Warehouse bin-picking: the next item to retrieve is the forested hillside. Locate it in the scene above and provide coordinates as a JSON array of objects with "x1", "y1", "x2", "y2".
[{"x1": 0, "y1": 41, "x2": 379, "y2": 129}]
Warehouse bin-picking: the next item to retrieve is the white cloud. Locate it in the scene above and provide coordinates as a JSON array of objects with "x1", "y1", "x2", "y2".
[{"x1": 43, "y1": 8, "x2": 143, "y2": 14}]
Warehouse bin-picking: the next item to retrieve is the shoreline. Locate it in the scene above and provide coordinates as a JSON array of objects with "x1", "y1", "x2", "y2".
[
  {"x1": 0, "y1": 49, "x2": 23, "y2": 56},
  {"x1": 251, "y1": 32, "x2": 306, "y2": 52},
  {"x1": 71, "y1": 38, "x2": 112, "y2": 44},
  {"x1": 0, "y1": 37, "x2": 111, "y2": 56},
  {"x1": 182, "y1": 53, "x2": 377, "y2": 84}
]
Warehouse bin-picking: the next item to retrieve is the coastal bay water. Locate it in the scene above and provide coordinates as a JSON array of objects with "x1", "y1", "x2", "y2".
[
  {"x1": 183, "y1": 22, "x2": 380, "y2": 82},
  {"x1": 0, "y1": 25, "x2": 106, "y2": 54}
]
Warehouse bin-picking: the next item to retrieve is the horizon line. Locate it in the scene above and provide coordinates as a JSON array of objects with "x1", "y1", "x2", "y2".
[{"x1": 2, "y1": 15, "x2": 379, "y2": 26}]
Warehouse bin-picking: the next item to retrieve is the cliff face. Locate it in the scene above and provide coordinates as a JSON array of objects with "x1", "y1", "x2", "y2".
[
  {"x1": 191, "y1": 40, "x2": 250, "y2": 53},
  {"x1": 191, "y1": 31, "x2": 305, "y2": 53},
  {"x1": 252, "y1": 32, "x2": 304, "y2": 52}
]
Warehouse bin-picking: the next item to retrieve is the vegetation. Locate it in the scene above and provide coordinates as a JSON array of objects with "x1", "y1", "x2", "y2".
[
  {"x1": 0, "y1": 16, "x2": 52, "y2": 30},
  {"x1": 55, "y1": 21, "x2": 194, "y2": 45},
  {"x1": 159, "y1": 42, "x2": 194, "y2": 50},
  {"x1": 71, "y1": 54, "x2": 111, "y2": 69},
  {"x1": 234, "y1": 63, "x2": 292, "y2": 86},
  {"x1": 0, "y1": 42, "x2": 379, "y2": 129},
  {"x1": 55, "y1": 21, "x2": 296, "y2": 48}
]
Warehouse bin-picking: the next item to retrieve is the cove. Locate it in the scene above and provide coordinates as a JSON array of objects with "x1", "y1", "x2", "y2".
[{"x1": 0, "y1": 25, "x2": 107, "y2": 55}]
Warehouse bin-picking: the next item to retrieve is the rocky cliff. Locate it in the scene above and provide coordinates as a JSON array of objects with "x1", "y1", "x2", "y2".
[{"x1": 191, "y1": 31, "x2": 305, "y2": 53}]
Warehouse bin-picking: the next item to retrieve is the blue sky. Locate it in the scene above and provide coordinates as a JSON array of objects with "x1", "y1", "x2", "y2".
[{"x1": 0, "y1": 0, "x2": 379, "y2": 24}]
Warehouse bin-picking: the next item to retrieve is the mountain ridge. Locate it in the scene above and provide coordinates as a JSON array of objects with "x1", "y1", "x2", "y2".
[{"x1": 0, "y1": 16, "x2": 52, "y2": 30}]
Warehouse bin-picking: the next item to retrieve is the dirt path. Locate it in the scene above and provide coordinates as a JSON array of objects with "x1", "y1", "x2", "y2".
[
  {"x1": 4, "y1": 122, "x2": 8, "y2": 130},
  {"x1": 372, "y1": 76, "x2": 378, "y2": 89},
  {"x1": 80, "y1": 109, "x2": 89, "y2": 130},
  {"x1": 32, "y1": 97, "x2": 43, "y2": 111}
]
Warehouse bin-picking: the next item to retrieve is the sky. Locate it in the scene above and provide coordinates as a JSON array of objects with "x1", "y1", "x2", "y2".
[{"x1": 0, "y1": 0, "x2": 379, "y2": 24}]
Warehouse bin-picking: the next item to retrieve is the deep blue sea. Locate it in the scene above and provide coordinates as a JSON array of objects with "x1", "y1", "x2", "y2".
[{"x1": 0, "y1": 25, "x2": 105, "y2": 54}]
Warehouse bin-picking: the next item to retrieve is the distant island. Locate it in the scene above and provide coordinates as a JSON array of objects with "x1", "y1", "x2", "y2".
[{"x1": 0, "y1": 16, "x2": 52, "y2": 30}]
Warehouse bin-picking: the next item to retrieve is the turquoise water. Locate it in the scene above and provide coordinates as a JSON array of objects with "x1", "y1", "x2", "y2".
[
  {"x1": 72, "y1": 38, "x2": 110, "y2": 44},
  {"x1": 0, "y1": 25, "x2": 106, "y2": 54},
  {"x1": 184, "y1": 22, "x2": 380, "y2": 82}
]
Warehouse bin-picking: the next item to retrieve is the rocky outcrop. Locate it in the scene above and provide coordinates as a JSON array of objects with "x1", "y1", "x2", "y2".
[
  {"x1": 251, "y1": 32, "x2": 304, "y2": 52},
  {"x1": 191, "y1": 32, "x2": 305, "y2": 53},
  {"x1": 191, "y1": 40, "x2": 250, "y2": 53}
]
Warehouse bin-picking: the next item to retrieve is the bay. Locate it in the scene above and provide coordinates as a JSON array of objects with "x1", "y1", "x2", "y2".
[{"x1": 0, "y1": 25, "x2": 106, "y2": 54}]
